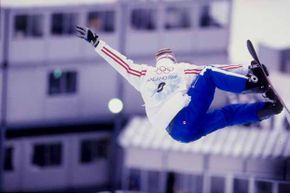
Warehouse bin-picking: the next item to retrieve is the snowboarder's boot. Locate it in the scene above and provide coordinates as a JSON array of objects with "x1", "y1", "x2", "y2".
[
  {"x1": 257, "y1": 89, "x2": 283, "y2": 120},
  {"x1": 245, "y1": 61, "x2": 269, "y2": 93}
]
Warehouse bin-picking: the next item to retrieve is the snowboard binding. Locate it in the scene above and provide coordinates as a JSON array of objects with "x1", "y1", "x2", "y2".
[
  {"x1": 246, "y1": 40, "x2": 287, "y2": 120},
  {"x1": 246, "y1": 61, "x2": 269, "y2": 93}
]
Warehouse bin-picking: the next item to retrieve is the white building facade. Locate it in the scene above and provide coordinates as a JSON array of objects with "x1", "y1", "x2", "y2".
[{"x1": 0, "y1": 0, "x2": 233, "y2": 191}]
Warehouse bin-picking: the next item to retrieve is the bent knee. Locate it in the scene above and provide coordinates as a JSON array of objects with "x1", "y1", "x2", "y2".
[{"x1": 168, "y1": 126, "x2": 204, "y2": 143}]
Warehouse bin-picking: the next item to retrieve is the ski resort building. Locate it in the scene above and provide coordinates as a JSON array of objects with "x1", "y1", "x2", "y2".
[
  {"x1": 1, "y1": 0, "x2": 290, "y2": 192},
  {"x1": 119, "y1": 113, "x2": 290, "y2": 193}
]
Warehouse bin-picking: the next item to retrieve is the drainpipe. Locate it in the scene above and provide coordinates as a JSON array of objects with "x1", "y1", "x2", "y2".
[{"x1": 0, "y1": 8, "x2": 10, "y2": 192}]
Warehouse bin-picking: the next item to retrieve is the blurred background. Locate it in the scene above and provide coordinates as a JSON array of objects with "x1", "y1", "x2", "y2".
[{"x1": 0, "y1": 0, "x2": 290, "y2": 192}]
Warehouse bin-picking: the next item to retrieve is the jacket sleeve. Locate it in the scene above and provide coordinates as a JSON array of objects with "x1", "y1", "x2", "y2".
[{"x1": 95, "y1": 40, "x2": 147, "y2": 91}]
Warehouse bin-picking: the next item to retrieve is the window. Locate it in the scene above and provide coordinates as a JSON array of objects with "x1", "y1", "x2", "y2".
[
  {"x1": 199, "y1": 1, "x2": 230, "y2": 28},
  {"x1": 80, "y1": 138, "x2": 110, "y2": 163},
  {"x1": 131, "y1": 9, "x2": 157, "y2": 31},
  {"x1": 279, "y1": 183, "x2": 290, "y2": 193},
  {"x1": 165, "y1": 172, "x2": 175, "y2": 193},
  {"x1": 4, "y1": 147, "x2": 13, "y2": 171},
  {"x1": 147, "y1": 170, "x2": 160, "y2": 193},
  {"x1": 169, "y1": 173, "x2": 202, "y2": 193},
  {"x1": 210, "y1": 176, "x2": 225, "y2": 193},
  {"x1": 32, "y1": 143, "x2": 62, "y2": 167},
  {"x1": 255, "y1": 181, "x2": 273, "y2": 193},
  {"x1": 48, "y1": 70, "x2": 77, "y2": 95},
  {"x1": 234, "y1": 178, "x2": 249, "y2": 193},
  {"x1": 128, "y1": 169, "x2": 141, "y2": 191},
  {"x1": 51, "y1": 13, "x2": 77, "y2": 35},
  {"x1": 87, "y1": 11, "x2": 115, "y2": 32},
  {"x1": 191, "y1": 174, "x2": 203, "y2": 193},
  {"x1": 165, "y1": 7, "x2": 191, "y2": 30},
  {"x1": 14, "y1": 14, "x2": 43, "y2": 38}
]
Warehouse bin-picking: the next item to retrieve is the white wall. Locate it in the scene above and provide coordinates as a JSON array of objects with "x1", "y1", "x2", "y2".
[
  {"x1": 8, "y1": 6, "x2": 120, "y2": 65},
  {"x1": 4, "y1": 132, "x2": 111, "y2": 192},
  {"x1": 230, "y1": 0, "x2": 290, "y2": 64},
  {"x1": 70, "y1": 132, "x2": 110, "y2": 187},
  {"x1": 6, "y1": 63, "x2": 117, "y2": 126}
]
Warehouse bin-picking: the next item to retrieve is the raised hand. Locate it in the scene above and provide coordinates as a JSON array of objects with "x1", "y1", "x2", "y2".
[{"x1": 75, "y1": 25, "x2": 99, "y2": 47}]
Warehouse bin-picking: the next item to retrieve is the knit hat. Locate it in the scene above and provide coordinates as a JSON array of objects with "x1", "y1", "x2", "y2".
[{"x1": 155, "y1": 48, "x2": 176, "y2": 62}]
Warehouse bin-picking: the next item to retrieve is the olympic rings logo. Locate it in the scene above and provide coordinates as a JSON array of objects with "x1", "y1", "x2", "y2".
[{"x1": 155, "y1": 66, "x2": 174, "y2": 74}]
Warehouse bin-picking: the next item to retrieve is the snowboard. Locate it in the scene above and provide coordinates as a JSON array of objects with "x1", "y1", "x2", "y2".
[{"x1": 247, "y1": 40, "x2": 290, "y2": 123}]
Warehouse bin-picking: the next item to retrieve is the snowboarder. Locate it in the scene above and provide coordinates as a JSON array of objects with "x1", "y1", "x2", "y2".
[{"x1": 76, "y1": 26, "x2": 283, "y2": 143}]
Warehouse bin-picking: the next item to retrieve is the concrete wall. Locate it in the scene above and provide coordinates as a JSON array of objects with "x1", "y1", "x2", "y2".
[
  {"x1": 4, "y1": 132, "x2": 111, "y2": 192},
  {"x1": 8, "y1": 5, "x2": 120, "y2": 65},
  {"x1": 6, "y1": 63, "x2": 118, "y2": 126},
  {"x1": 125, "y1": 1, "x2": 230, "y2": 57},
  {"x1": 3, "y1": 0, "x2": 232, "y2": 127}
]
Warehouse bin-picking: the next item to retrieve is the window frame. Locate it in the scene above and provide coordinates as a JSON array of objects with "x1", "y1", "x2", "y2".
[
  {"x1": 50, "y1": 12, "x2": 78, "y2": 36},
  {"x1": 129, "y1": 7, "x2": 158, "y2": 31},
  {"x1": 48, "y1": 69, "x2": 78, "y2": 96},
  {"x1": 4, "y1": 146, "x2": 14, "y2": 172},
  {"x1": 31, "y1": 142, "x2": 63, "y2": 168},
  {"x1": 163, "y1": 5, "x2": 193, "y2": 31},
  {"x1": 79, "y1": 137, "x2": 111, "y2": 164},
  {"x1": 13, "y1": 13, "x2": 44, "y2": 39},
  {"x1": 87, "y1": 9, "x2": 116, "y2": 33},
  {"x1": 198, "y1": 0, "x2": 231, "y2": 29}
]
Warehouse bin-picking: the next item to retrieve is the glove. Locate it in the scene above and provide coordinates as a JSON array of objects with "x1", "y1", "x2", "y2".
[{"x1": 75, "y1": 25, "x2": 99, "y2": 47}]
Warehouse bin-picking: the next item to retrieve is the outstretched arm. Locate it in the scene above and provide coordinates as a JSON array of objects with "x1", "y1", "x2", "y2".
[{"x1": 75, "y1": 26, "x2": 147, "y2": 90}]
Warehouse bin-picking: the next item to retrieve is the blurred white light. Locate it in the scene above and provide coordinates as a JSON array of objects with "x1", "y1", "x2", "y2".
[{"x1": 108, "y1": 98, "x2": 123, "y2": 114}]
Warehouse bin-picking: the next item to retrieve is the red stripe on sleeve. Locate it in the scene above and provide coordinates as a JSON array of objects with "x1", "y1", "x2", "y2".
[
  {"x1": 103, "y1": 47, "x2": 146, "y2": 75},
  {"x1": 101, "y1": 48, "x2": 142, "y2": 77}
]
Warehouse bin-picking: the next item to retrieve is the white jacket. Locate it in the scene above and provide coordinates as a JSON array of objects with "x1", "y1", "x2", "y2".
[{"x1": 95, "y1": 40, "x2": 246, "y2": 130}]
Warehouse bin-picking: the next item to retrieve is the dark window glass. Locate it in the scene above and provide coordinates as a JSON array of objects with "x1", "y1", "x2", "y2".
[
  {"x1": 169, "y1": 173, "x2": 202, "y2": 193},
  {"x1": 88, "y1": 11, "x2": 115, "y2": 32},
  {"x1": 131, "y1": 9, "x2": 157, "y2": 31},
  {"x1": 4, "y1": 147, "x2": 13, "y2": 171},
  {"x1": 199, "y1": 1, "x2": 229, "y2": 28},
  {"x1": 49, "y1": 72, "x2": 61, "y2": 95},
  {"x1": 165, "y1": 7, "x2": 191, "y2": 30},
  {"x1": 65, "y1": 71, "x2": 77, "y2": 93},
  {"x1": 147, "y1": 170, "x2": 160, "y2": 193},
  {"x1": 211, "y1": 176, "x2": 225, "y2": 193},
  {"x1": 191, "y1": 174, "x2": 203, "y2": 193},
  {"x1": 128, "y1": 169, "x2": 141, "y2": 191},
  {"x1": 80, "y1": 138, "x2": 110, "y2": 164},
  {"x1": 48, "y1": 70, "x2": 77, "y2": 95},
  {"x1": 15, "y1": 15, "x2": 28, "y2": 36},
  {"x1": 51, "y1": 13, "x2": 76, "y2": 35},
  {"x1": 279, "y1": 183, "x2": 290, "y2": 193},
  {"x1": 14, "y1": 14, "x2": 43, "y2": 38},
  {"x1": 30, "y1": 15, "x2": 43, "y2": 37},
  {"x1": 32, "y1": 143, "x2": 62, "y2": 167},
  {"x1": 51, "y1": 14, "x2": 64, "y2": 35},
  {"x1": 255, "y1": 181, "x2": 273, "y2": 193},
  {"x1": 234, "y1": 178, "x2": 249, "y2": 193}
]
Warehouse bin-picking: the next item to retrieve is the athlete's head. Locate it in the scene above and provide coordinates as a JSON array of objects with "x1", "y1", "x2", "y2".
[{"x1": 155, "y1": 48, "x2": 176, "y2": 66}]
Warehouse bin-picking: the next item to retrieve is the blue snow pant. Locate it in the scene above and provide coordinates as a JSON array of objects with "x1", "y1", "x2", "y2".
[{"x1": 166, "y1": 66, "x2": 265, "y2": 143}]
